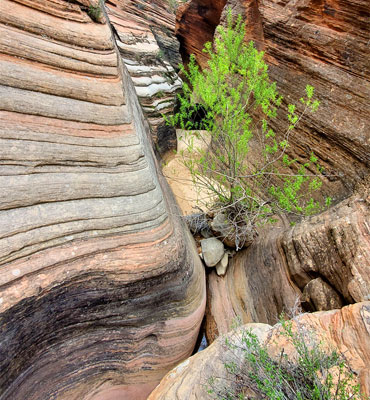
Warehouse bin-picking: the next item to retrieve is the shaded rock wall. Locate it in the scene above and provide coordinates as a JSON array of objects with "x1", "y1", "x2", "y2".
[
  {"x1": 176, "y1": 0, "x2": 370, "y2": 201},
  {"x1": 106, "y1": 0, "x2": 182, "y2": 143},
  {"x1": 176, "y1": 0, "x2": 227, "y2": 66},
  {"x1": 175, "y1": 0, "x2": 369, "y2": 345},
  {"x1": 205, "y1": 187, "x2": 369, "y2": 342},
  {"x1": 0, "y1": 1, "x2": 205, "y2": 399}
]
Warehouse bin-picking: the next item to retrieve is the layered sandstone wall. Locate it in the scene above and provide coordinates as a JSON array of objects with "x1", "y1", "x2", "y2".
[
  {"x1": 176, "y1": 0, "x2": 370, "y2": 201},
  {"x1": 0, "y1": 1, "x2": 205, "y2": 399},
  {"x1": 205, "y1": 187, "x2": 370, "y2": 342},
  {"x1": 175, "y1": 0, "x2": 369, "y2": 344},
  {"x1": 105, "y1": 0, "x2": 182, "y2": 143}
]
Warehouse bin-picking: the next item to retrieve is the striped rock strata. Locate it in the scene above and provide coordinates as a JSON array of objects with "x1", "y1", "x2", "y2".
[
  {"x1": 205, "y1": 185, "x2": 369, "y2": 343},
  {"x1": 105, "y1": 0, "x2": 182, "y2": 144},
  {"x1": 0, "y1": 1, "x2": 205, "y2": 399},
  {"x1": 176, "y1": 0, "x2": 370, "y2": 201},
  {"x1": 149, "y1": 302, "x2": 370, "y2": 399}
]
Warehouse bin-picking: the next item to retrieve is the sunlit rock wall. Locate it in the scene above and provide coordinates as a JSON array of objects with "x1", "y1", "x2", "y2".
[
  {"x1": 149, "y1": 302, "x2": 370, "y2": 399},
  {"x1": 0, "y1": 1, "x2": 205, "y2": 399}
]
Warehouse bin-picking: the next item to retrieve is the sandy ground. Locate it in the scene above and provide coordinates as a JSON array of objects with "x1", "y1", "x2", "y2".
[{"x1": 161, "y1": 130, "x2": 217, "y2": 215}]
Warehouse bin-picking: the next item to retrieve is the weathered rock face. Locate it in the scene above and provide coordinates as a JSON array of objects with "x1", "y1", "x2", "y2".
[
  {"x1": 205, "y1": 189, "x2": 370, "y2": 343},
  {"x1": 176, "y1": 0, "x2": 370, "y2": 200},
  {"x1": 176, "y1": 0, "x2": 227, "y2": 66},
  {"x1": 106, "y1": 0, "x2": 182, "y2": 144},
  {"x1": 149, "y1": 323, "x2": 271, "y2": 400},
  {"x1": 149, "y1": 302, "x2": 370, "y2": 399},
  {"x1": 0, "y1": 1, "x2": 205, "y2": 399},
  {"x1": 175, "y1": 0, "x2": 369, "y2": 345}
]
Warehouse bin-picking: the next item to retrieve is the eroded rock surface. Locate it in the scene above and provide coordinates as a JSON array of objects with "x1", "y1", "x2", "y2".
[
  {"x1": 205, "y1": 189, "x2": 370, "y2": 343},
  {"x1": 0, "y1": 1, "x2": 205, "y2": 399},
  {"x1": 175, "y1": 0, "x2": 369, "y2": 345},
  {"x1": 149, "y1": 302, "x2": 370, "y2": 399},
  {"x1": 106, "y1": 0, "x2": 182, "y2": 144}
]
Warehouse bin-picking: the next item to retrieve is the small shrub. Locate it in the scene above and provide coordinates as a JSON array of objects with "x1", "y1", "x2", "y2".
[
  {"x1": 88, "y1": 5, "x2": 102, "y2": 22},
  {"x1": 207, "y1": 317, "x2": 368, "y2": 399}
]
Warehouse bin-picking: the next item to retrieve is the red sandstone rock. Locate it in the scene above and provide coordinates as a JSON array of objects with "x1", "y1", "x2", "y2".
[
  {"x1": 176, "y1": 0, "x2": 228, "y2": 67},
  {"x1": 174, "y1": 0, "x2": 370, "y2": 345},
  {"x1": 0, "y1": 1, "x2": 205, "y2": 399}
]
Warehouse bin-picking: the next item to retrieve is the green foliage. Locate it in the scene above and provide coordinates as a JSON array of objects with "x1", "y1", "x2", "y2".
[
  {"x1": 156, "y1": 49, "x2": 165, "y2": 61},
  {"x1": 166, "y1": 10, "x2": 330, "y2": 248},
  {"x1": 207, "y1": 317, "x2": 367, "y2": 400},
  {"x1": 88, "y1": 4, "x2": 102, "y2": 22}
]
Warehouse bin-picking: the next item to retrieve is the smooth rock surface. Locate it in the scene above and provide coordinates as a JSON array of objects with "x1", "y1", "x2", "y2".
[
  {"x1": 162, "y1": 129, "x2": 216, "y2": 215},
  {"x1": 0, "y1": 1, "x2": 205, "y2": 399},
  {"x1": 149, "y1": 302, "x2": 370, "y2": 399},
  {"x1": 215, "y1": 253, "x2": 229, "y2": 276},
  {"x1": 201, "y1": 238, "x2": 225, "y2": 267}
]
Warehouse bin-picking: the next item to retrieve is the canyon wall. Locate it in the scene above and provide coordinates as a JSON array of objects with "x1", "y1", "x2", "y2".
[
  {"x1": 177, "y1": 0, "x2": 370, "y2": 201},
  {"x1": 205, "y1": 187, "x2": 370, "y2": 342},
  {"x1": 176, "y1": 0, "x2": 369, "y2": 342},
  {"x1": 0, "y1": 1, "x2": 205, "y2": 399},
  {"x1": 105, "y1": 0, "x2": 182, "y2": 146}
]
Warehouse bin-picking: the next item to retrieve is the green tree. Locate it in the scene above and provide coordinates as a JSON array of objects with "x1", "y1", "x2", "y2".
[{"x1": 167, "y1": 10, "x2": 329, "y2": 249}]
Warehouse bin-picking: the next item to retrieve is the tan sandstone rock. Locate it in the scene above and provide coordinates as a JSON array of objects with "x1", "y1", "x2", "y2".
[
  {"x1": 215, "y1": 253, "x2": 229, "y2": 276},
  {"x1": 149, "y1": 302, "x2": 370, "y2": 399},
  {"x1": 0, "y1": 1, "x2": 205, "y2": 399},
  {"x1": 302, "y1": 277, "x2": 344, "y2": 311}
]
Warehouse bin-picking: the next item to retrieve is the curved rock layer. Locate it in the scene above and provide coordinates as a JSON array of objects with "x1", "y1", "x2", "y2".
[
  {"x1": 206, "y1": 189, "x2": 370, "y2": 342},
  {"x1": 176, "y1": 0, "x2": 370, "y2": 200},
  {"x1": 149, "y1": 302, "x2": 370, "y2": 399},
  {"x1": 176, "y1": 0, "x2": 228, "y2": 66},
  {"x1": 105, "y1": 0, "x2": 182, "y2": 142},
  {"x1": 0, "y1": 1, "x2": 205, "y2": 399}
]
